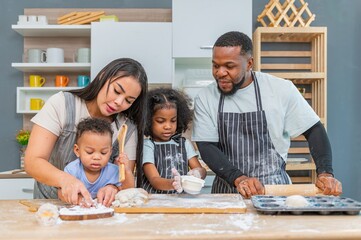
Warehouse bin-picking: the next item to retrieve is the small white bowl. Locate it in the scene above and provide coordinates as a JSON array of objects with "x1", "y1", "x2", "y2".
[{"x1": 181, "y1": 175, "x2": 205, "y2": 194}]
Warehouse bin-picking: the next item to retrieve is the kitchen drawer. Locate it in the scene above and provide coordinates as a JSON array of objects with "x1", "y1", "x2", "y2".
[{"x1": 0, "y1": 178, "x2": 34, "y2": 199}]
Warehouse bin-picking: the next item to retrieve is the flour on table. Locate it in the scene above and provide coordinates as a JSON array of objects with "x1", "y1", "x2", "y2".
[
  {"x1": 112, "y1": 188, "x2": 149, "y2": 207},
  {"x1": 35, "y1": 203, "x2": 59, "y2": 226},
  {"x1": 285, "y1": 195, "x2": 309, "y2": 207},
  {"x1": 59, "y1": 203, "x2": 113, "y2": 216}
]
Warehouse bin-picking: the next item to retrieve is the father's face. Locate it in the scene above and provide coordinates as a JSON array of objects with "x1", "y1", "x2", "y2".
[{"x1": 212, "y1": 46, "x2": 249, "y2": 95}]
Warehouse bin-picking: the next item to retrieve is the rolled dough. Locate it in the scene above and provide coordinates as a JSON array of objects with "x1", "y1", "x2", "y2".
[{"x1": 285, "y1": 195, "x2": 309, "y2": 208}]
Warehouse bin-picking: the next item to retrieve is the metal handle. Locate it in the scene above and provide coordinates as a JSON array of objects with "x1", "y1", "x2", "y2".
[
  {"x1": 199, "y1": 45, "x2": 213, "y2": 49},
  {"x1": 22, "y1": 188, "x2": 34, "y2": 193}
]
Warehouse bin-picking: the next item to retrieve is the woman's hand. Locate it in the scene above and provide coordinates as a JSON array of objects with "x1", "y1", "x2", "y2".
[
  {"x1": 97, "y1": 185, "x2": 119, "y2": 207},
  {"x1": 59, "y1": 174, "x2": 93, "y2": 206},
  {"x1": 316, "y1": 173, "x2": 342, "y2": 196}
]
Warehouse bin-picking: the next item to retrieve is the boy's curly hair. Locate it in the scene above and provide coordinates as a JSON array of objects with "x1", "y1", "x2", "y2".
[
  {"x1": 145, "y1": 88, "x2": 193, "y2": 137},
  {"x1": 75, "y1": 117, "x2": 113, "y2": 143}
]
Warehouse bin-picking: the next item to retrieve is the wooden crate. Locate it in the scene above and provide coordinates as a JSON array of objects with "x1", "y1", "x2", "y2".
[{"x1": 253, "y1": 27, "x2": 327, "y2": 183}]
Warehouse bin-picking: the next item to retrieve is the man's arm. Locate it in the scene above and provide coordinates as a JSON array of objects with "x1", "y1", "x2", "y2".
[
  {"x1": 302, "y1": 121, "x2": 333, "y2": 175},
  {"x1": 196, "y1": 141, "x2": 244, "y2": 186}
]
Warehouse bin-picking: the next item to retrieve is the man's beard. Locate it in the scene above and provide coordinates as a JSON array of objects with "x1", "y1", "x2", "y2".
[{"x1": 217, "y1": 76, "x2": 246, "y2": 96}]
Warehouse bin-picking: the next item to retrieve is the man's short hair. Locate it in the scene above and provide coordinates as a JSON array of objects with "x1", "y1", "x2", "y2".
[{"x1": 214, "y1": 31, "x2": 253, "y2": 56}]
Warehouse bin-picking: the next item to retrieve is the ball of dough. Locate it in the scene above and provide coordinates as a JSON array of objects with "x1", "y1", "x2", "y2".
[
  {"x1": 112, "y1": 188, "x2": 149, "y2": 207},
  {"x1": 285, "y1": 195, "x2": 309, "y2": 208},
  {"x1": 35, "y1": 203, "x2": 59, "y2": 226}
]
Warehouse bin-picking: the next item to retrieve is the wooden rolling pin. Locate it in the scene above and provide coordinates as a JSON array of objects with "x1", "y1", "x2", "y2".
[
  {"x1": 117, "y1": 124, "x2": 128, "y2": 182},
  {"x1": 264, "y1": 184, "x2": 322, "y2": 196}
]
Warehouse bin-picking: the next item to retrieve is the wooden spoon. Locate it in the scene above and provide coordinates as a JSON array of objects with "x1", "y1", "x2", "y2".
[{"x1": 117, "y1": 124, "x2": 128, "y2": 182}]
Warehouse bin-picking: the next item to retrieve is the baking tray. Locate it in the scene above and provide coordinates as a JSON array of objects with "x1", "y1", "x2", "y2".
[{"x1": 251, "y1": 195, "x2": 361, "y2": 215}]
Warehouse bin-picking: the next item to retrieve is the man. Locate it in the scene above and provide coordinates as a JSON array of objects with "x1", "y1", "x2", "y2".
[{"x1": 192, "y1": 31, "x2": 342, "y2": 198}]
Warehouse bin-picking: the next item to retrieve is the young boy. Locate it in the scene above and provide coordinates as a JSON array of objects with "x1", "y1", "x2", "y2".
[{"x1": 58, "y1": 117, "x2": 120, "y2": 202}]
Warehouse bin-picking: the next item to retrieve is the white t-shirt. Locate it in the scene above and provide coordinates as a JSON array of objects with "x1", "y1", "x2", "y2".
[
  {"x1": 192, "y1": 71, "x2": 319, "y2": 161},
  {"x1": 31, "y1": 91, "x2": 137, "y2": 160},
  {"x1": 142, "y1": 138, "x2": 198, "y2": 165}
]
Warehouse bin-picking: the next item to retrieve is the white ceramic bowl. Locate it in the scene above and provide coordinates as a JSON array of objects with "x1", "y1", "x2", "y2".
[{"x1": 181, "y1": 175, "x2": 205, "y2": 194}]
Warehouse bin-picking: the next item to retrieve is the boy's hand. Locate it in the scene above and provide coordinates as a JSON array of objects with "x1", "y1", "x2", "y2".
[{"x1": 97, "y1": 184, "x2": 119, "y2": 207}]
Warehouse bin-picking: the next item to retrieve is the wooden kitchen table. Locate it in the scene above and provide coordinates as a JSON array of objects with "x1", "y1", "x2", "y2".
[{"x1": 1, "y1": 198, "x2": 361, "y2": 240}]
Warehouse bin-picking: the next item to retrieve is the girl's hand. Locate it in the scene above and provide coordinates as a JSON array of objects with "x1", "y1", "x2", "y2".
[
  {"x1": 171, "y1": 168, "x2": 183, "y2": 193},
  {"x1": 187, "y1": 168, "x2": 202, "y2": 179},
  {"x1": 97, "y1": 184, "x2": 119, "y2": 207},
  {"x1": 59, "y1": 175, "x2": 93, "y2": 207}
]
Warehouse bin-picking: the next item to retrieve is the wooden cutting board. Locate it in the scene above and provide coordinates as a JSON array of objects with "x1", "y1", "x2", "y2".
[
  {"x1": 19, "y1": 200, "x2": 114, "y2": 221},
  {"x1": 114, "y1": 194, "x2": 247, "y2": 214}
]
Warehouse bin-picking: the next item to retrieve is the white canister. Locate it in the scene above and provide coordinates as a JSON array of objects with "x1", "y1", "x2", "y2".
[
  {"x1": 28, "y1": 15, "x2": 37, "y2": 24},
  {"x1": 17, "y1": 15, "x2": 28, "y2": 25},
  {"x1": 37, "y1": 15, "x2": 48, "y2": 25},
  {"x1": 43, "y1": 48, "x2": 64, "y2": 63},
  {"x1": 75, "y1": 48, "x2": 91, "y2": 63},
  {"x1": 27, "y1": 48, "x2": 45, "y2": 63}
]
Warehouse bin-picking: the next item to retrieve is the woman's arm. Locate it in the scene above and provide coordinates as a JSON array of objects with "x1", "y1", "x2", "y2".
[{"x1": 25, "y1": 124, "x2": 92, "y2": 205}]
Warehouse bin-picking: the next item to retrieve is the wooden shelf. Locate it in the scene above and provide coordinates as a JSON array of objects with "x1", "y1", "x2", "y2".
[
  {"x1": 12, "y1": 25, "x2": 91, "y2": 37},
  {"x1": 253, "y1": 27, "x2": 327, "y2": 184},
  {"x1": 17, "y1": 87, "x2": 82, "y2": 114},
  {"x1": 12, "y1": 63, "x2": 90, "y2": 72},
  {"x1": 255, "y1": 27, "x2": 327, "y2": 42}
]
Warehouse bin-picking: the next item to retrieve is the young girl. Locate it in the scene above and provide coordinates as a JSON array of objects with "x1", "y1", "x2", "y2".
[
  {"x1": 142, "y1": 88, "x2": 206, "y2": 194},
  {"x1": 59, "y1": 117, "x2": 120, "y2": 203}
]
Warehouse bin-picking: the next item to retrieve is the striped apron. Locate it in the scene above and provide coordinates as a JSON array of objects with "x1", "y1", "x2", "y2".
[
  {"x1": 34, "y1": 92, "x2": 135, "y2": 199},
  {"x1": 212, "y1": 72, "x2": 290, "y2": 193},
  {"x1": 142, "y1": 135, "x2": 188, "y2": 194}
]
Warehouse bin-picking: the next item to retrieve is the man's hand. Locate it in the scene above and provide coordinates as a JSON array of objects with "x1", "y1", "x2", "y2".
[
  {"x1": 316, "y1": 173, "x2": 342, "y2": 196},
  {"x1": 235, "y1": 176, "x2": 264, "y2": 199}
]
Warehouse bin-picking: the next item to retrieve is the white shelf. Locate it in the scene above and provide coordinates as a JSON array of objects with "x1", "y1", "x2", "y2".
[
  {"x1": 12, "y1": 63, "x2": 91, "y2": 72},
  {"x1": 12, "y1": 24, "x2": 91, "y2": 37},
  {"x1": 17, "y1": 87, "x2": 82, "y2": 114}
]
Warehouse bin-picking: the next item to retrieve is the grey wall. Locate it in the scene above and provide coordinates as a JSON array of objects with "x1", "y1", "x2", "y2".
[
  {"x1": 1, "y1": 0, "x2": 360, "y2": 200},
  {"x1": 252, "y1": 0, "x2": 361, "y2": 200}
]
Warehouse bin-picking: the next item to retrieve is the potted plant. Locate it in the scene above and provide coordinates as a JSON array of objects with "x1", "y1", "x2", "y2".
[{"x1": 16, "y1": 130, "x2": 30, "y2": 169}]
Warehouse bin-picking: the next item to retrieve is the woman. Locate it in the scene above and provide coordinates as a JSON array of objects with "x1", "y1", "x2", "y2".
[{"x1": 25, "y1": 58, "x2": 148, "y2": 207}]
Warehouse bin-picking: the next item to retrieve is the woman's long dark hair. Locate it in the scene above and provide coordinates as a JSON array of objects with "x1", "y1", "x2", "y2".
[{"x1": 69, "y1": 58, "x2": 147, "y2": 187}]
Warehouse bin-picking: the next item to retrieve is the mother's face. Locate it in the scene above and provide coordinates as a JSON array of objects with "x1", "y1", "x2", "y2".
[{"x1": 97, "y1": 76, "x2": 141, "y2": 117}]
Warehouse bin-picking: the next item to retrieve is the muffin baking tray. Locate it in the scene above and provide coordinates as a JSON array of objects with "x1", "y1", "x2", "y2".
[{"x1": 251, "y1": 195, "x2": 361, "y2": 215}]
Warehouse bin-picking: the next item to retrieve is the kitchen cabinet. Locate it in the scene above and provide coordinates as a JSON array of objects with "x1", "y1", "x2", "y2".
[
  {"x1": 172, "y1": 0, "x2": 252, "y2": 99},
  {"x1": 91, "y1": 22, "x2": 172, "y2": 83},
  {"x1": 12, "y1": 24, "x2": 91, "y2": 115},
  {"x1": 13, "y1": 8, "x2": 171, "y2": 128},
  {"x1": 172, "y1": 0, "x2": 252, "y2": 58},
  {"x1": 253, "y1": 27, "x2": 327, "y2": 183},
  {"x1": 0, "y1": 178, "x2": 34, "y2": 200}
]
